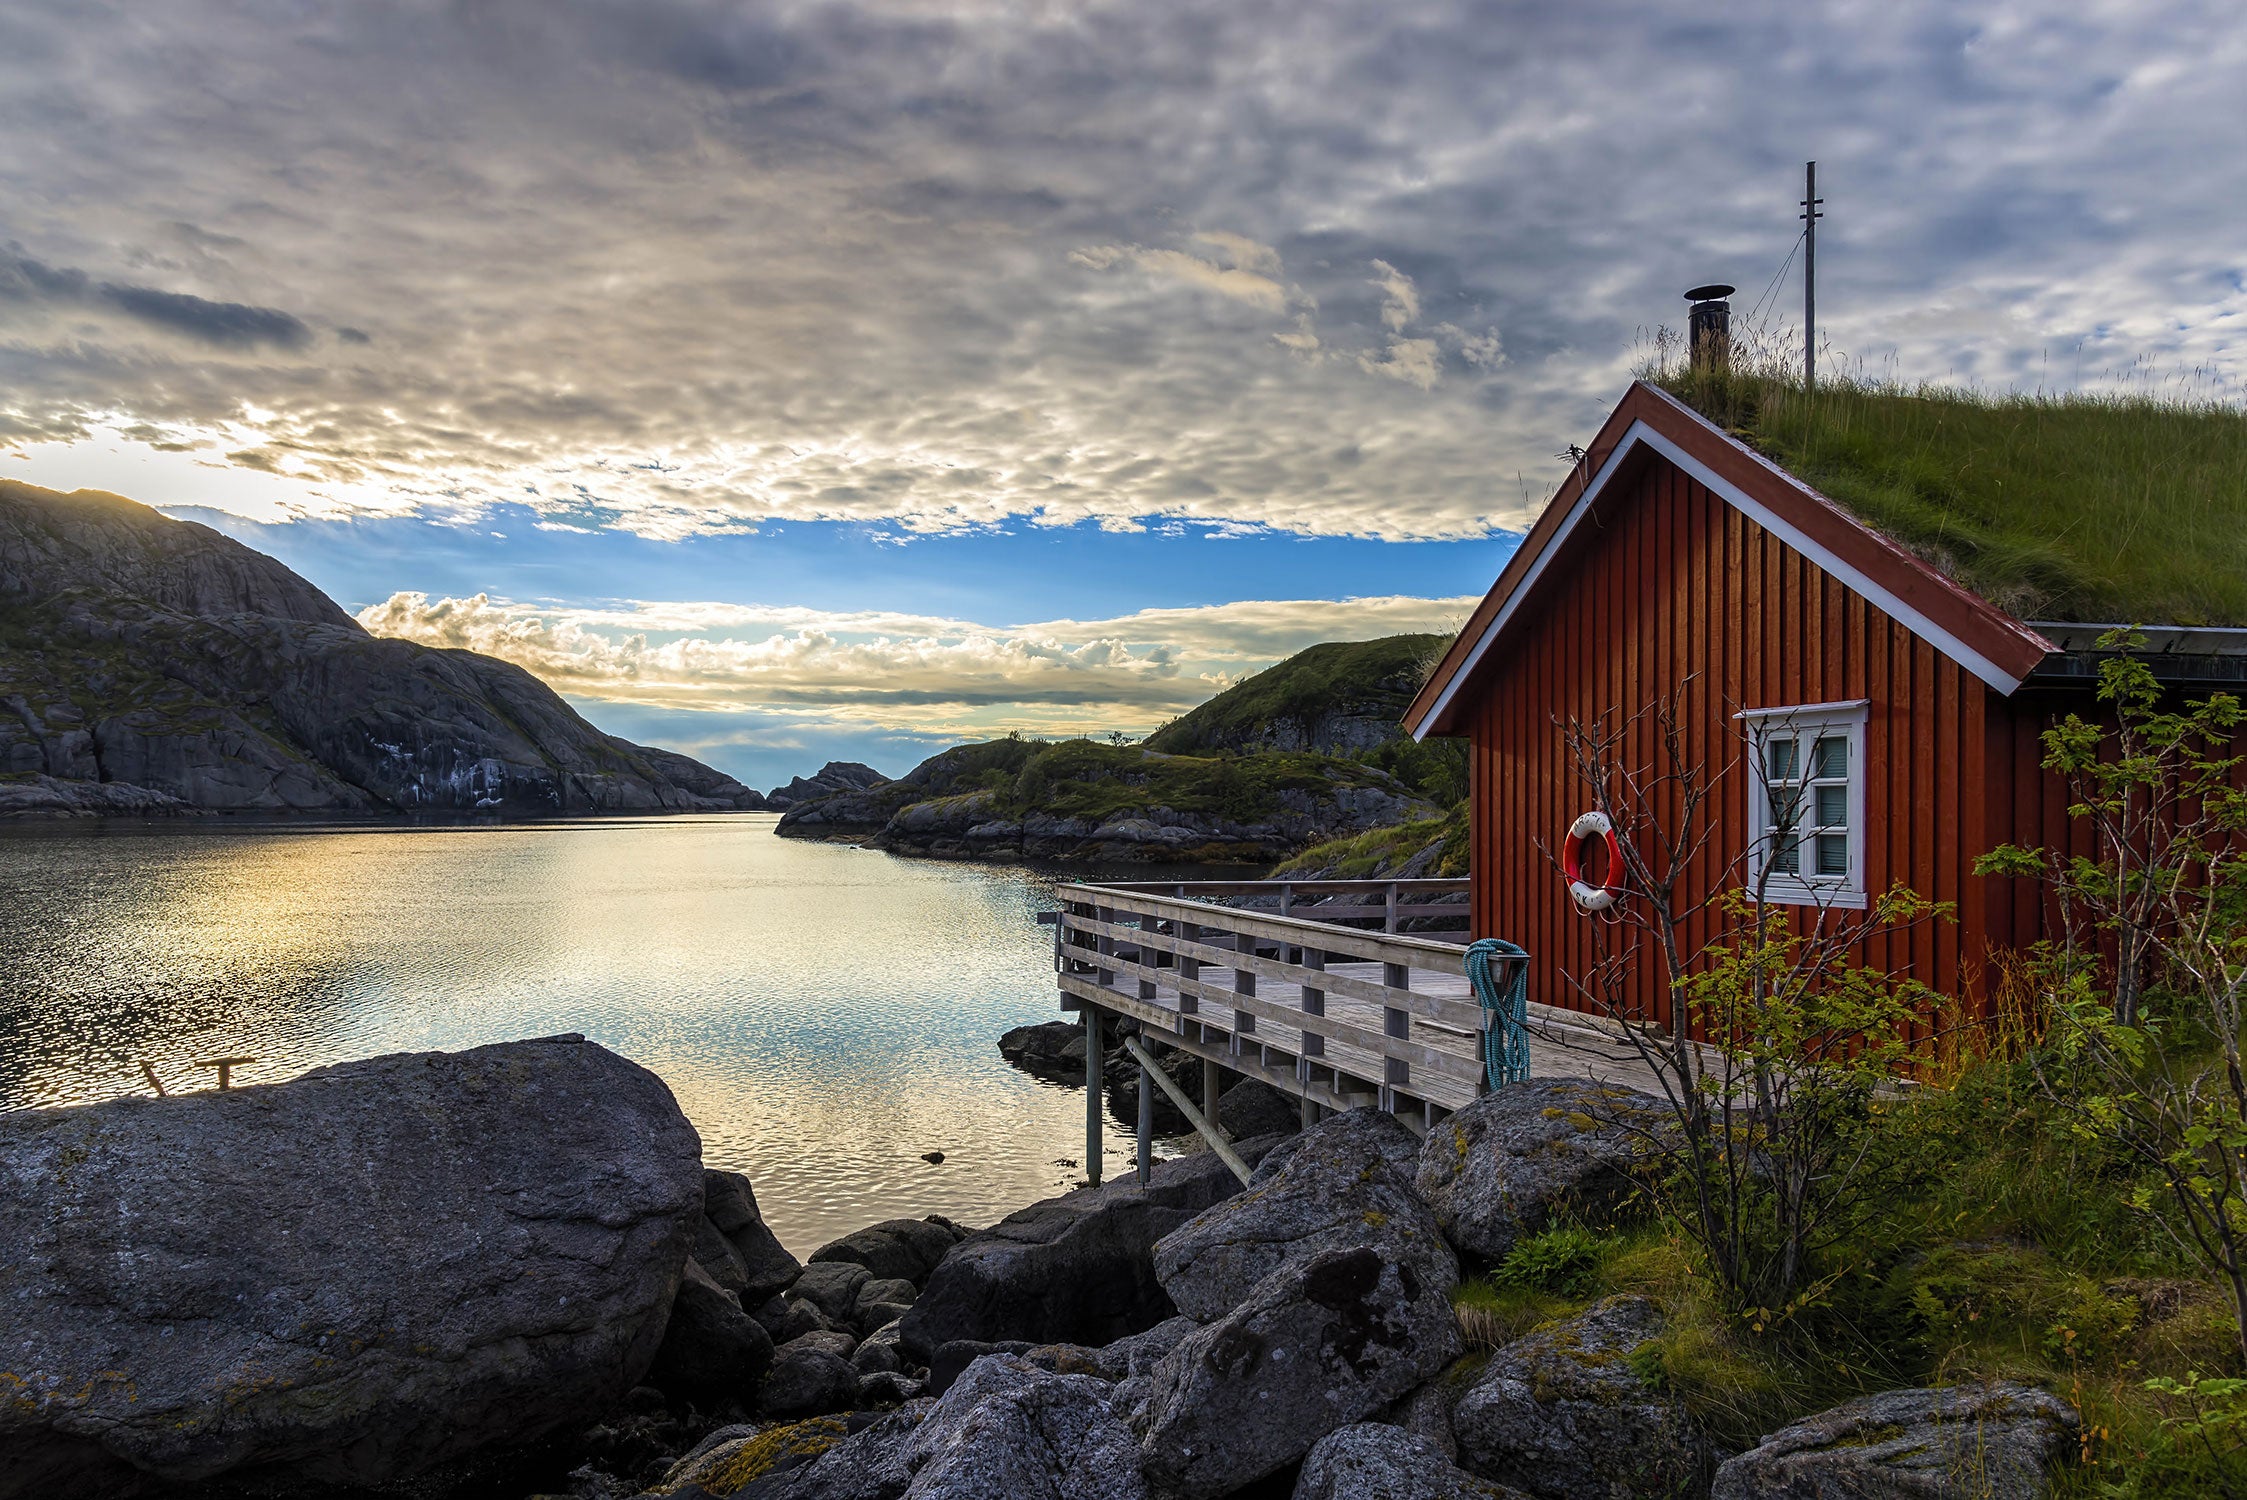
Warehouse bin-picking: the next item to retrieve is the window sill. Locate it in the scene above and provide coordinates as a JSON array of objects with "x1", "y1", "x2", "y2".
[{"x1": 1746, "y1": 882, "x2": 1868, "y2": 911}]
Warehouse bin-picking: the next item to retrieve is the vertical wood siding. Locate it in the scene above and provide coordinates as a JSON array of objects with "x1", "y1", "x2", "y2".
[{"x1": 1465, "y1": 456, "x2": 2000, "y2": 1027}]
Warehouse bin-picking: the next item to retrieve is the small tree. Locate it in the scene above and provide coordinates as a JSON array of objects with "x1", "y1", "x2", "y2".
[
  {"x1": 1557, "y1": 692, "x2": 1948, "y2": 1320},
  {"x1": 1977, "y1": 631, "x2": 2247, "y2": 1361}
]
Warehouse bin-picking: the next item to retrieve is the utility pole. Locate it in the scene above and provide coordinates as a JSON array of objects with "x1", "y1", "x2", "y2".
[{"x1": 1801, "y1": 161, "x2": 1823, "y2": 392}]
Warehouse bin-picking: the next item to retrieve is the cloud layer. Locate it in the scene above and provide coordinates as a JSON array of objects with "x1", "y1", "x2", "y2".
[
  {"x1": 356, "y1": 590, "x2": 1475, "y2": 737},
  {"x1": 4, "y1": 1, "x2": 2240, "y2": 543}
]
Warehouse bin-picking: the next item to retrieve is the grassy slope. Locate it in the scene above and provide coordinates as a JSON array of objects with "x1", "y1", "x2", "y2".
[
  {"x1": 1144, "y1": 634, "x2": 1447, "y2": 753},
  {"x1": 1451, "y1": 1058, "x2": 2243, "y2": 1495},
  {"x1": 1651, "y1": 363, "x2": 2247, "y2": 626},
  {"x1": 1270, "y1": 800, "x2": 1470, "y2": 879}
]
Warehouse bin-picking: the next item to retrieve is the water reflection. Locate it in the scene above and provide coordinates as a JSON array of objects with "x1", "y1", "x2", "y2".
[{"x1": 0, "y1": 815, "x2": 1198, "y2": 1252}]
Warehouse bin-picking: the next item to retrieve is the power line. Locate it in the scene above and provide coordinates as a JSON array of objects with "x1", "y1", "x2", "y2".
[{"x1": 1747, "y1": 228, "x2": 1807, "y2": 330}]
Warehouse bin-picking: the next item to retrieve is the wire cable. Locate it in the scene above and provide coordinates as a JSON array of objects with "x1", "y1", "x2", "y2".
[{"x1": 1747, "y1": 229, "x2": 1807, "y2": 330}]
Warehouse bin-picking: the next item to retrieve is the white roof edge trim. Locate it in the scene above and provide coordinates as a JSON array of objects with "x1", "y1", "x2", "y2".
[
  {"x1": 1735, "y1": 699, "x2": 1871, "y2": 720},
  {"x1": 1410, "y1": 423, "x2": 1646, "y2": 739},
  {"x1": 1637, "y1": 425, "x2": 2025, "y2": 694},
  {"x1": 1412, "y1": 419, "x2": 2025, "y2": 742}
]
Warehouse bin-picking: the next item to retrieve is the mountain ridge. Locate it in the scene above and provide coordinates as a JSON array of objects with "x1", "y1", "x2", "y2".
[{"x1": 0, "y1": 479, "x2": 768, "y2": 818}]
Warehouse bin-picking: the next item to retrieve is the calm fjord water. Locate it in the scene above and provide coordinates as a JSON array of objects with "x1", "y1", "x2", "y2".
[{"x1": 0, "y1": 814, "x2": 1133, "y2": 1253}]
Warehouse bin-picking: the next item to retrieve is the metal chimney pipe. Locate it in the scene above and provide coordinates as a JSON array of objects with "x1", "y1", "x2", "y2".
[{"x1": 1685, "y1": 283, "x2": 1735, "y2": 373}]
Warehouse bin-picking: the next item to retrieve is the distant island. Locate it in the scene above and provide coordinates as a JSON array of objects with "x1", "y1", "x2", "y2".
[
  {"x1": 0, "y1": 480, "x2": 767, "y2": 818},
  {"x1": 775, "y1": 636, "x2": 1469, "y2": 866}
]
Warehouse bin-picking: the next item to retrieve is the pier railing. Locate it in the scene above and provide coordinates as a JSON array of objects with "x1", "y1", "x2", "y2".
[
  {"x1": 1051, "y1": 880, "x2": 1496, "y2": 1170},
  {"x1": 1074, "y1": 877, "x2": 1470, "y2": 939}
]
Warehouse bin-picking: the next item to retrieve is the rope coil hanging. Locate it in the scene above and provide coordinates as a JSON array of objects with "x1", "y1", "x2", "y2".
[{"x1": 1465, "y1": 936, "x2": 1531, "y2": 1090}]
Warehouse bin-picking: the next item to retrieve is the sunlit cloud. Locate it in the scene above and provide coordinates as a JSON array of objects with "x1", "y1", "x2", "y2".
[{"x1": 358, "y1": 590, "x2": 1476, "y2": 736}]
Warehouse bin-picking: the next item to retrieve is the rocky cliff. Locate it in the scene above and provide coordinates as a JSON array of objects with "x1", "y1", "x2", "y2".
[
  {"x1": 766, "y1": 759, "x2": 887, "y2": 808},
  {"x1": 0, "y1": 479, "x2": 768, "y2": 817}
]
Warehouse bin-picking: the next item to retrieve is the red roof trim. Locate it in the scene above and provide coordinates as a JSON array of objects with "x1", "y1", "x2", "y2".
[{"x1": 1404, "y1": 382, "x2": 2056, "y2": 737}]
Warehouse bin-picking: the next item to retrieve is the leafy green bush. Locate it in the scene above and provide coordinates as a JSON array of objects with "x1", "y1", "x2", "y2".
[{"x1": 1492, "y1": 1226, "x2": 1605, "y2": 1298}]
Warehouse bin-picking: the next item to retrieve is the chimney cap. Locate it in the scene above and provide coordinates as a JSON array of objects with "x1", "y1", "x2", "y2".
[{"x1": 1684, "y1": 283, "x2": 1736, "y2": 303}]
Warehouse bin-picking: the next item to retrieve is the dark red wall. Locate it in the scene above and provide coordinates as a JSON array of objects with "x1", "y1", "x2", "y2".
[{"x1": 1464, "y1": 451, "x2": 2004, "y2": 1030}]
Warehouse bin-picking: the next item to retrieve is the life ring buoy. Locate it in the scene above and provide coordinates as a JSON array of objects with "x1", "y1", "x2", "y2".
[{"x1": 1562, "y1": 810, "x2": 1625, "y2": 912}]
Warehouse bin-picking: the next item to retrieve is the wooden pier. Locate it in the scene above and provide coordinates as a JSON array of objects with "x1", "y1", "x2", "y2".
[{"x1": 1048, "y1": 879, "x2": 1657, "y2": 1185}]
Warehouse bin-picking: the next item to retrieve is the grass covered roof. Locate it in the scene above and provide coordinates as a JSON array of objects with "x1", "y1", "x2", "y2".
[{"x1": 1648, "y1": 359, "x2": 2247, "y2": 627}]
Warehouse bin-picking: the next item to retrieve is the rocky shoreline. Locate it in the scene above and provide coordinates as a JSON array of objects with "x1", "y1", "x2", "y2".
[{"x1": 0, "y1": 1033, "x2": 2079, "y2": 1500}]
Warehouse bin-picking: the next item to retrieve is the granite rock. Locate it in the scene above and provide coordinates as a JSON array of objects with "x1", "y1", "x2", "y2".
[
  {"x1": 1451, "y1": 1295, "x2": 1710, "y2": 1500},
  {"x1": 0, "y1": 1036, "x2": 704, "y2": 1497},
  {"x1": 1153, "y1": 1107, "x2": 1455, "y2": 1322},
  {"x1": 1709, "y1": 1382, "x2": 2077, "y2": 1500},
  {"x1": 1136, "y1": 1245, "x2": 1466, "y2": 1499},
  {"x1": 1295, "y1": 1423, "x2": 1533, "y2": 1500},
  {"x1": 1414, "y1": 1078, "x2": 1670, "y2": 1263}
]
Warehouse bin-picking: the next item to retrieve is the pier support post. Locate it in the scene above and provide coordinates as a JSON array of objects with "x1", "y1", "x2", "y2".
[
  {"x1": 1136, "y1": 1058, "x2": 1154, "y2": 1186},
  {"x1": 1202, "y1": 1058, "x2": 1221, "y2": 1128},
  {"x1": 1085, "y1": 1005, "x2": 1104, "y2": 1187}
]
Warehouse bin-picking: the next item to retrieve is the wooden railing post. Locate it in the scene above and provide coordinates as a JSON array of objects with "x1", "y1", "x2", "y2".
[
  {"x1": 1136, "y1": 1052, "x2": 1155, "y2": 1186},
  {"x1": 1178, "y1": 920, "x2": 1199, "y2": 1014},
  {"x1": 1085, "y1": 1005, "x2": 1105, "y2": 1186}
]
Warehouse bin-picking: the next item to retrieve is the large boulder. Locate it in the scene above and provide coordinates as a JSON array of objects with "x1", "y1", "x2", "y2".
[
  {"x1": 852, "y1": 1278, "x2": 920, "y2": 1336},
  {"x1": 997, "y1": 1021, "x2": 1083, "y2": 1081},
  {"x1": 646, "y1": 1408, "x2": 923, "y2": 1499},
  {"x1": 1451, "y1": 1295, "x2": 1709, "y2": 1500},
  {"x1": 760, "y1": 1343, "x2": 865, "y2": 1419},
  {"x1": 1218, "y1": 1077, "x2": 1303, "y2": 1140},
  {"x1": 674, "y1": 1355, "x2": 1142, "y2": 1500},
  {"x1": 884, "y1": 1355, "x2": 1147, "y2": 1499},
  {"x1": 1296, "y1": 1423, "x2": 1533, "y2": 1500},
  {"x1": 1153, "y1": 1107, "x2": 1454, "y2": 1322},
  {"x1": 1135, "y1": 1244, "x2": 1466, "y2": 1499},
  {"x1": 0, "y1": 1036, "x2": 704, "y2": 1499},
  {"x1": 793, "y1": 1261, "x2": 876, "y2": 1324},
  {"x1": 647, "y1": 1259, "x2": 779, "y2": 1401},
  {"x1": 706, "y1": 1169, "x2": 806, "y2": 1302},
  {"x1": 1414, "y1": 1079, "x2": 1669, "y2": 1263},
  {"x1": 1709, "y1": 1382, "x2": 2077, "y2": 1500},
  {"x1": 897, "y1": 1138, "x2": 1284, "y2": 1361},
  {"x1": 811, "y1": 1218, "x2": 967, "y2": 1288}
]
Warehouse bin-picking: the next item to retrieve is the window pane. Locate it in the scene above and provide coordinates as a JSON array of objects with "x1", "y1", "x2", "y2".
[
  {"x1": 1773, "y1": 834, "x2": 1800, "y2": 874},
  {"x1": 1815, "y1": 784, "x2": 1848, "y2": 827},
  {"x1": 1816, "y1": 834, "x2": 1849, "y2": 876},
  {"x1": 1768, "y1": 790, "x2": 1798, "y2": 831},
  {"x1": 1811, "y1": 735, "x2": 1847, "y2": 779},
  {"x1": 1767, "y1": 737, "x2": 1799, "y2": 782}
]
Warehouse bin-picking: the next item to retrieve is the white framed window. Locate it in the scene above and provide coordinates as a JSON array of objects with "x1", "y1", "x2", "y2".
[{"x1": 1739, "y1": 700, "x2": 1868, "y2": 909}]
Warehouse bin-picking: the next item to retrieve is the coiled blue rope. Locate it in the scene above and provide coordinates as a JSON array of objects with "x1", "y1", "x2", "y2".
[{"x1": 1465, "y1": 937, "x2": 1532, "y2": 1091}]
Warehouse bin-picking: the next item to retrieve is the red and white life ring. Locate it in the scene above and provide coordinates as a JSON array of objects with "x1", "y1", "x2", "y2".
[{"x1": 1562, "y1": 810, "x2": 1625, "y2": 912}]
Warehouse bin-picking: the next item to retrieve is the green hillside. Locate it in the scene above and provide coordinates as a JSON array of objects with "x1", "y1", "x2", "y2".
[{"x1": 1145, "y1": 634, "x2": 1445, "y2": 755}]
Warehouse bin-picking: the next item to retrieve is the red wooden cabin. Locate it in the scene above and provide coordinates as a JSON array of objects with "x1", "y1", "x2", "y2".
[{"x1": 1402, "y1": 380, "x2": 2247, "y2": 1029}]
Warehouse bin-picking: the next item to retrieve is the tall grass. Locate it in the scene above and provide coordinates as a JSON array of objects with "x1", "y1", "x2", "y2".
[{"x1": 1643, "y1": 334, "x2": 2247, "y2": 626}]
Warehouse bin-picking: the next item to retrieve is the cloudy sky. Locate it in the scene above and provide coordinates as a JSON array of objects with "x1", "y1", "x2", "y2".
[{"x1": 4, "y1": 2, "x2": 2242, "y2": 786}]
